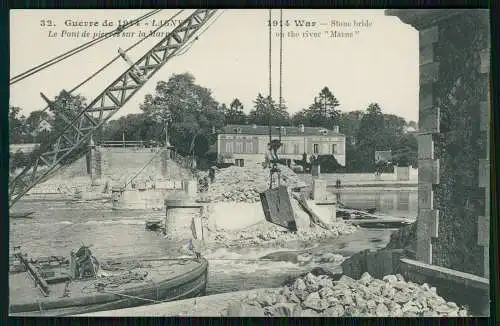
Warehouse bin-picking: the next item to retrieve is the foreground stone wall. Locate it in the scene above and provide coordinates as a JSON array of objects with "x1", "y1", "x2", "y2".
[{"x1": 386, "y1": 9, "x2": 490, "y2": 277}]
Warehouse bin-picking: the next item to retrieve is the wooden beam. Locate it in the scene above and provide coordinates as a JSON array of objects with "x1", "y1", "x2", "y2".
[{"x1": 17, "y1": 254, "x2": 50, "y2": 296}]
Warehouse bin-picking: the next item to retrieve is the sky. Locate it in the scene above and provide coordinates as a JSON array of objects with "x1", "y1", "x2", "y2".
[{"x1": 9, "y1": 9, "x2": 419, "y2": 122}]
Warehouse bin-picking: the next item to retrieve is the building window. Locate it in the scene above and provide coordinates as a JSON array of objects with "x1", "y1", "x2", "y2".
[
  {"x1": 313, "y1": 144, "x2": 319, "y2": 154},
  {"x1": 332, "y1": 144, "x2": 338, "y2": 154},
  {"x1": 245, "y1": 142, "x2": 253, "y2": 153},
  {"x1": 225, "y1": 142, "x2": 233, "y2": 153},
  {"x1": 294, "y1": 143, "x2": 300, "y2": 154},
  {"x1": 235, "y1": 142, "x2": 243, "y2": 153}
]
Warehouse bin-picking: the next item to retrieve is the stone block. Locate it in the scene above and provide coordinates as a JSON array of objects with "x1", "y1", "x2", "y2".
[
  {"x1": 418, "y1": 134, "x2": 434, "y2": 159},
  {"x1": 478, "y1": 159, "x2": 489, "y2": 188},
  {"x1": 419, "y1": 107, "x2": 440, "y2": 134},
  {"x1": 419, "y1": 25, "x2": 439, "y2": 47},
  {"x1": 416, "y1": 237, "x2": 432, "y2": 264},
  {"x1": 418, "y1": 159, "x2": 440, "y2": 184},
  {"x1": 420, "y1": 209, "x2": 439, "y2": 238},
  {"x1": 420, "y1": 45, "x2": 435, "y2": 65},
  {"x1": 314, "y1": 201, "x2": 337, "y2": 222},
  {"x1": 418, "y1": 183, "x2": 433, "y2": 210},
  {"x1": 479, "y1": 50, "x2": 490, "y2": 74},
  {"x1": 479, "y1": 101, "x2": 489, "y2": 132},
  {"x1": 484, "y1": 187, "x2": 490, "y2": 219},
  {"x1": 477, "y1": 74, "x2": 490, "y2": 100},
  {"x1": 399, "y1": 258, "x2": 489, "y2": 292},
  {"x1": 477, "y1": 216, "x2": 489, "y2": 247},
  {"x1": 420, "y1": 62, "x2": 440, "y2": 84},
  {"x1": 483, "y1": 246, "x2": 489, "y2": 279},
  {"x1": 312, "y1": 178, "x2": 327, "y2": 201},
  {"x1": 419, "y1": 83, "x2": 434, "y2": 110}
]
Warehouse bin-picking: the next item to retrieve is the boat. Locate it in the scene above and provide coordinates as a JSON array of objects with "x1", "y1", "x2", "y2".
[
  {"x1": 145, "y1": 219, "x2": 163, "y2": 231},
  {"x1": 9, "y1": 247, "x2": 208, "y2": 316},
  {"x1": 10, "y1": 211, "x2": 35, "y2": 219}
]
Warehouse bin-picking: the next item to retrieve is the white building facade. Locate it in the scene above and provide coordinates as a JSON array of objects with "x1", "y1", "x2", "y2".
[{"x1": 217, "y1": 124, "x2": 346, "y2": 167}]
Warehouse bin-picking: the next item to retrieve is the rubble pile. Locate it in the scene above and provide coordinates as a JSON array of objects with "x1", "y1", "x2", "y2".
[
  {"x1": 226, "y1": 271, "x2": 469, "y2": 317},
  {"x1": 199, "y1": 165, "x2": 307, "y2": 203},
  {"x1": 209, "y1": 221, "x2": 358, "y2": 248}
]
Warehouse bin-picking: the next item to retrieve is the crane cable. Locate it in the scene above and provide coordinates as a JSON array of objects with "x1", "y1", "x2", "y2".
[
  {"x1": 268, "y1": 9, "x2": 272, "y2": 147},
  {"x1": 20, "y1": 10, "x2": 185, "y2": 120},
  {"x1": 12, "y1": 10, "x2": 185, "y2": 185},
  {"x1": 267, "y1": 9, "x2": 285, "y2": 190},
  {"x1": 10, "y1": 9, "x2": 163, "y2": 85},
  {"x1": 268, "y1": 9, "x2": 273, "y2": 189},
  {"x1": 277, "y1": 9, "x2": 284, "y2": 189}
]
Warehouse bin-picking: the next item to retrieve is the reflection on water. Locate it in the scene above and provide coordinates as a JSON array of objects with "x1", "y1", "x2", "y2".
[{"x1": 330, "y1": 188, "x2": 418, "y2": 218}]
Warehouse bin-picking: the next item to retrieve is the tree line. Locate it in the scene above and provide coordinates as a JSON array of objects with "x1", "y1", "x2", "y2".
[{"x1": 9, "y1": 72, "x2": 418, "y2": 173}]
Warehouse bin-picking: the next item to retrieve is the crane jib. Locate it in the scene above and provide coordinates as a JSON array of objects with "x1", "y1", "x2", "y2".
[{"x1": 9, "y1": 10, "x2": 218, "y2": 207}]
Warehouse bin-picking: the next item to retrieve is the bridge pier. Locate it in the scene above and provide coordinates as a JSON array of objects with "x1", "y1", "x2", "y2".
[{"x1": 386, "y1": 9, "x2": 490, "y2": 315}]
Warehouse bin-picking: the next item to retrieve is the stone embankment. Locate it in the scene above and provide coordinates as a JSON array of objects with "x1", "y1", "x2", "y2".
[{"x1": 226, "y1": 271, "x2": 468, "y2": 317}]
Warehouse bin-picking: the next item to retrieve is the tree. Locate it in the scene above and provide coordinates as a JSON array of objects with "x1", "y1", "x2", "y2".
[
  {"x1": 139, "y1": 73, "x2": 225, "y2": 157},
  {"x1": 9, "y1": 106, "x2": 27, "y2": 143},
  {"x1": 10, "y1": 150, "x2": 28, "y2": 172},
  {"x1": 354, "y1": 103, "x2": 387, "y2": 172},
  {"x1": 317, "y1": 86, "x2": 341, "y2": 127},
  {"x1": 25, "y1": 110, "x2": 52, "y2": 143},
  {"x1": 290, "y1": 87, "x2": 341, "y2": 129},
  {"x1": 291, "y1": 109, "x2": 308, "y2": 126},
  {"x1": 348, "y1": 103, "x2": 417, "y2": 172},
  {"x1": 225, "y1": 98, "x2": 247, "y2": 125},
  {"x1": 338, "y1": 111, "x2": 364, "y2": 141},
  {"x1": 337, "y1": 110, "x2": 365, "y2": 171},
  {"x1": 248, "y1": 93, "x2": 290, "y2": 126},
  {"x1": 49, "y1": 90, "x2": 87, "y2": 135},
  {"x1": 40, "y1": 90, "x2": 89, "y2": 165}
]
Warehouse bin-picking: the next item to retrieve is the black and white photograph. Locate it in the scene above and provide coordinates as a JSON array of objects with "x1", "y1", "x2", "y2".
[{"x1": 8, "y1": 8, "x2": 491, "y2": 317}]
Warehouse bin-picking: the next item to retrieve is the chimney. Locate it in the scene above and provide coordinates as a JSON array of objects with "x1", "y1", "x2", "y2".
[
  {"x1": 333, "y1": 125, "x2": 339, "y2": 133},
  {"x1": 299, "y1": 124, "x2": 305, "y2": 133}
]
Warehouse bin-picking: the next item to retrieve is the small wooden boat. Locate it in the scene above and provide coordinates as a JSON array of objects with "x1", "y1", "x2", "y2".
[
  {"x1": 145, "y1": 219, "x2": 163, "y2": 231},
  {"x1": 346, "y1": 217, "x2": 414, "y2": 229},
  {"x1": 10, "y1": 211, "x2": 36, "y2": 219},
  {"x1": 9, "y1": 249, "x2": 208, "y2": 316}
]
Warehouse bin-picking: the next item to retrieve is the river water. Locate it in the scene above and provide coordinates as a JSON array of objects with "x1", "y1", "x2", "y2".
[
  {"x1": 332, "y1": 187, "x2": 418, "y2": 218},
  {"x1": 9, "y1": 187, "x2": 417, "y2": 295}
]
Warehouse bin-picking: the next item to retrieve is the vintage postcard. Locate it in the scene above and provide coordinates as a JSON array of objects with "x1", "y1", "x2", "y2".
[{"x1": 8, "y1": 9, "x2": 491, "y2": 317}]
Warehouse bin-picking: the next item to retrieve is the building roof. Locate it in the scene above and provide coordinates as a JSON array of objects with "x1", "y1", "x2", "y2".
[{"x1": 220, "y1": 124, "x2": 344, "y2": 137}]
